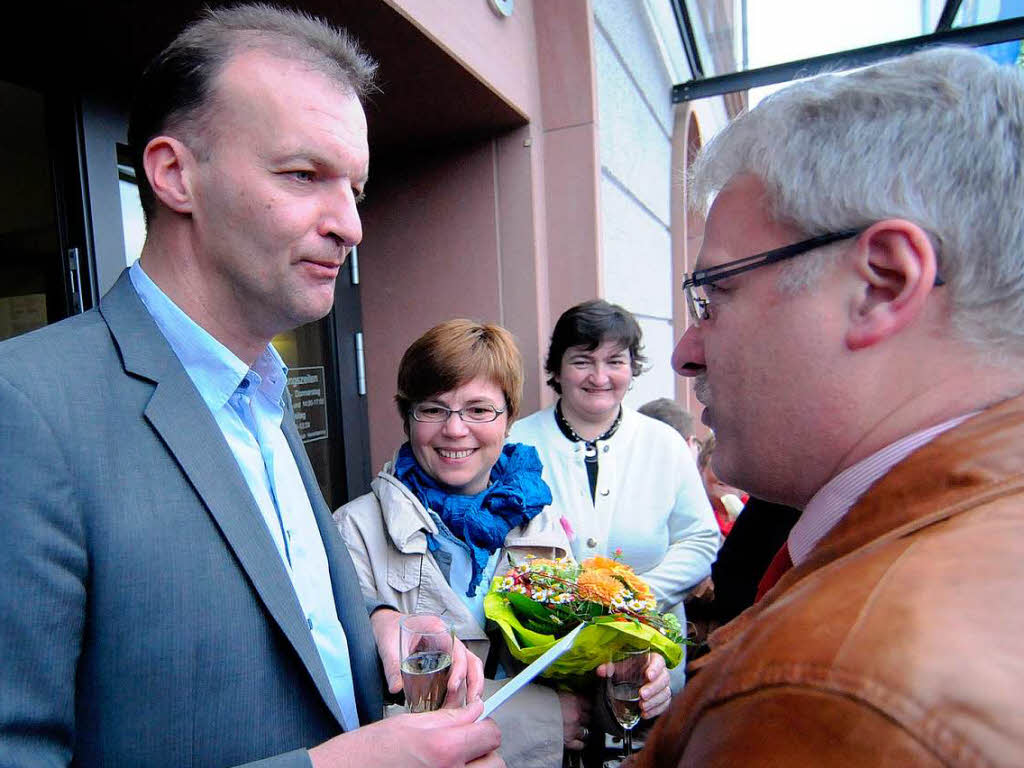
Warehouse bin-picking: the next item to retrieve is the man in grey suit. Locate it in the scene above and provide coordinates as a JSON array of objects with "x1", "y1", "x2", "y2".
[{"x1": 0, "y1": 5, "x2": 499, "y2": 767}]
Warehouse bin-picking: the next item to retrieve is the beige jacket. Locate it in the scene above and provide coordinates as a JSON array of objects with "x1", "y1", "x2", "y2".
[
  {"x1": 335, "y1": 464, "x2": 573, "y2": 767},
  {"x1": 633, "y1": 394, "x2": 1024, "y2": 767}
]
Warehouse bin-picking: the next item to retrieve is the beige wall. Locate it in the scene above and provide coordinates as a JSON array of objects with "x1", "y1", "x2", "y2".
[{"x1": 359, "y1": 0, "x2": 603, "y2": 472}]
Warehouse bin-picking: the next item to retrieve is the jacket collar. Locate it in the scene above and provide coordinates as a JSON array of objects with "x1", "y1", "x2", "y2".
[
  {"x1": 372, "y1": 463, "x2": 438, "y2": 554},
  {"x1": 705, "y1": 392, "x2": 1024, "y2": 656},
  {"x1": 99, "y1": 269, "x2": 181, "y2": 383},
  {"x1": 798, "y1": 393, "x2": 1024, "y2": 584}
]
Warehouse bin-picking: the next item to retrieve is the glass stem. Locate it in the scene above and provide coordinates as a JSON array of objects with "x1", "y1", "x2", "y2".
[{"x1": 623, "y1": 726, "x2": 633, "y2": 758}]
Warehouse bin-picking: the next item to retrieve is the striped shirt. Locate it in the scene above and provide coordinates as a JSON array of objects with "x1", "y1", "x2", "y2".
[{"x1": 789, "y1": 413, "x2": 977, "y2": 566}]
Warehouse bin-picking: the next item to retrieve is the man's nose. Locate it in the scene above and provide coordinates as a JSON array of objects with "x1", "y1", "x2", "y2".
[
  {"x1": 319, "y1": 186, "x2": 363, "y2": 249},
  {"x1": 672, "y1": 326, "x2": 706, "y2": 378}
]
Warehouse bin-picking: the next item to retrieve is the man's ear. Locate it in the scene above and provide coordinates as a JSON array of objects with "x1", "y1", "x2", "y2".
[
  {"x1": 142, "y1": 136, "x2": 197, "y2": 215},
  {"x1": 845, "y1": 219, "x2": 939, "y2": 351}
]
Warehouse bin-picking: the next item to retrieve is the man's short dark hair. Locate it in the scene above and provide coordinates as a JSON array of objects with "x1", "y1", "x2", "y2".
[
  {"x1": 127, "y1": 2, "x2": 377, "y2": 225},
  {"x1": 544, "y1": 299, "x2": 647, "y2": 394},
  {"x1": 638, "y1": 397, "x2": 695, "y2": 440}
]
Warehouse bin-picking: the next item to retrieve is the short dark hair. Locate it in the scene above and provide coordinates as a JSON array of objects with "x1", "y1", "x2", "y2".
[
  {"x1": 637, "y1": 397, "x2": 695, "y2": 439},
  {"x1": 395, "y1": 319, "x2": 524, "y2": 436},
  {"x1": 544, "y1": 299, "x2": 646, "y2": 393},
  {"x1": 127, "y1": 2, "x2": 377, "y2": 225}
]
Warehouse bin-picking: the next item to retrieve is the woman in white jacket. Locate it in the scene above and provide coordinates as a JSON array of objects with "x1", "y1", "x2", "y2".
[
  {"x1": 336, "y1": 319, "x2": 672, "y2": 767},
  {"x1": 509, "y1": 300, "x2": 720, "y2": 692}
]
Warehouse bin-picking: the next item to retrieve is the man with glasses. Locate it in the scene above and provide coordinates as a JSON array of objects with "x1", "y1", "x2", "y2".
[{"x1": 634, "y1": 47, "x2": 1024, "y2": 765}]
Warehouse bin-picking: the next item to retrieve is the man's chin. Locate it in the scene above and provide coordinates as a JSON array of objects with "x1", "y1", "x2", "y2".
[{"x1": 292, "y1": 292, "x2": 337, "y2": 326}]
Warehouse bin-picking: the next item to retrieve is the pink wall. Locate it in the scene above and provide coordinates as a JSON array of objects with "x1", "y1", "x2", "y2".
[
  {"x1": 535, "y1": 0, "x2": 601, "y2": 388},
  {"x1": 382, "y1": 0, "x2": 541, "y2": 119},
  {"x1": 382, "y1": 0, "x2": 560, "y2": 406},
  {"x1": 359, "y1": 0, "x2": 603, "y2": 472},
  {"x1": 360, "y1": 142, "x2": 503, "y2": 471}
]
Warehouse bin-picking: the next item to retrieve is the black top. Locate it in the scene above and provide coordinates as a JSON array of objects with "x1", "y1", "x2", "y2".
[{"x1": 710, "y1": 497, "x2": 801, "y2": 623}]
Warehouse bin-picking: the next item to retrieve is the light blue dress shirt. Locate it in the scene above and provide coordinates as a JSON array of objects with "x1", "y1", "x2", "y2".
[{"x1": 130, "y1": 262, "x2": 360, "y2": 732}]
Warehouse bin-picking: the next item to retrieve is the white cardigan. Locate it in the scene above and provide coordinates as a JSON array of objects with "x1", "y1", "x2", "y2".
[{"x1": 509, "y1": 405, "x2": 719, "y2": 611}]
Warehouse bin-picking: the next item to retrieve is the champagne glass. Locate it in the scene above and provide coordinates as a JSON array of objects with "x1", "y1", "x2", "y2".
[
  {"x1": 606, "y1": 647, "x2": 649, "y2": 758},
  {"x1": 399, "y1": 613, "x2": 455, "y2": 713}
]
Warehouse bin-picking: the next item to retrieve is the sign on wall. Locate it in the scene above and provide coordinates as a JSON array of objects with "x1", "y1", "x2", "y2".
[{"x1": 287, "y1": 366, "x2": 329, "y2": 443}]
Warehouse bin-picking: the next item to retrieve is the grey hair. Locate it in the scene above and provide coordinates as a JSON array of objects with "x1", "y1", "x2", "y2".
[
  {"x1": 127, "y1": 2, "x2": 377, "y2": 224},
  {"x1": 689, "y1": 46, "x2": 1024, "y2": 354}
]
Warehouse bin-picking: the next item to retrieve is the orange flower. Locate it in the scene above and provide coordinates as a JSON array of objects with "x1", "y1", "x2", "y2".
[
  {"x1": 616, "y1": 569, "x2": 654, "y2": 599},
  {"x1": 581, "y1": 555, "x2": 621, "y2": 571},
  {"x1": 577, "y1": 570, "x2": 627, "y2": 605}
]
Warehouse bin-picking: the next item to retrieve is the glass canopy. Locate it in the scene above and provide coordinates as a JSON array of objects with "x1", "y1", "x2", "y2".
[{"x1": 667, "y1": 0, "x2": 1024, "y2": 101}]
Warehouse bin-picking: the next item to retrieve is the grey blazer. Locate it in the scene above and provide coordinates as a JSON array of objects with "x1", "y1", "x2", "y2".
[{"x1": 0, "y1": 271, "x2": 383, "y2": 767}]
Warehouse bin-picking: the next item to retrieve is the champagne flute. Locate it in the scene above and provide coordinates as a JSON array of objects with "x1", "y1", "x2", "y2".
[
  {"x1": 399, "y1": 613, "x2": 455, "y2": 713},
  {"x1": 606, "y1": 647, "x2": 649, "y2": 758}
]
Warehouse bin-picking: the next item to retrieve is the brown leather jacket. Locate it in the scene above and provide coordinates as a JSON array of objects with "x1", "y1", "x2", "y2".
[{"x1": 634, "y1": 394, "x2": 1024, "y2": 767}]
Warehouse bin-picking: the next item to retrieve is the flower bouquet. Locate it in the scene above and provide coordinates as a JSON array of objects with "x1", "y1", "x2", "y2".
[{"x1": 483, "y1": 553, "x2": 686, "y2": 682}]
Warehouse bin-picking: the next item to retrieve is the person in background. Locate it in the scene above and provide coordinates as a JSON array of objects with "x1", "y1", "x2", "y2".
[
  {"x1": 510, "y1": 300, "x2": 719, "y2": 694},
  {"x1": 683, "y1": 492, "x2": 800, "y2": 657},
  {"x1": 707, "y1": 497, "x2": 800, "y2": 625},
  {"x1": 336, "y1": 319, "x2": 673, "y2": 767},
  {"x1": 0, "y1": 6, "x2": 497, "y2": 767},
  {"x1": 637, "y1": 397, "x2": 701, "y2": 459},
  {"x1": 635, "y1": 47, "x2": 1024, "y2": 765},
  {"x1": 696, "y1": 434, "x2": 746, "y2": 537}
]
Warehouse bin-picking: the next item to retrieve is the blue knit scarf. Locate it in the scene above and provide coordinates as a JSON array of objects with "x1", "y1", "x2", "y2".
[{"x1": 393, "y1": 441, "x2": 553, "y2": 595}]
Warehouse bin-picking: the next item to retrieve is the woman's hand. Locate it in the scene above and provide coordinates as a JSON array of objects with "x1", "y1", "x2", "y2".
[
  {"x1": 596, "y1": 652, "x2": 672, "y2": 720},
  {"x1": 558, "y1": 691, "x2": 592, "y2": 751},
  {"x1": 370, "y1": 608, "x2": 485, "y2": 704},
  {"x1": 636, "y1": 652, "x2": 671, "y2": 718}
]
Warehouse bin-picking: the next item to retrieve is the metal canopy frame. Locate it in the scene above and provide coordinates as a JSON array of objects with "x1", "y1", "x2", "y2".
[{"x1": 670, "y1": 0, "x2": 1024, "y2": 102}]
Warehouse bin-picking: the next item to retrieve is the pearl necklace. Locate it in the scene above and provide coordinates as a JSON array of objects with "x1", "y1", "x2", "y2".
[{"x1": 554, "y1": 401, "x2": 623, "y2": 461}]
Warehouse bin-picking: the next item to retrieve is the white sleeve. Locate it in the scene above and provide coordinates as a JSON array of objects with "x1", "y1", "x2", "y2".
[{"x1": 640, "y1": 443, "x2": 719, "y2": 609}]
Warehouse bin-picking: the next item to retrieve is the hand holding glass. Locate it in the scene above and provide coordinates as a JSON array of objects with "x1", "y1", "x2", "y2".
[
  {"x1": 607, "y1": 647, "x2": 650, "y2": 758},
  {"x1": 400, "y1": 613, "x2": 455, "y2": 713}
]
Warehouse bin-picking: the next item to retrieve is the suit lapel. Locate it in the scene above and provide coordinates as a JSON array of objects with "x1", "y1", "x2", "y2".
[{"x1": 100, "y1": 271, "x2": 347, "y2": 728}]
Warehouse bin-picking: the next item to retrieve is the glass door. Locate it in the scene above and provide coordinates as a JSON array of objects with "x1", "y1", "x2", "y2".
[
  {"x1": 271, "y1": 247, "x2": 372, "y2": 509},
  {"x1": 0, "y1": 80, "x2": 87, "y2": 340}
]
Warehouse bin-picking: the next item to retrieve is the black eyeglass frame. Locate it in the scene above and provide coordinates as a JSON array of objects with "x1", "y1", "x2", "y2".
[
  {"x1": 681, "y1": 228, "x2": 945, "y2": 324},
  {"x1": 409, "y1": 403, "x2": 507, "y2": 424},
  {"x1": 682, "y1": 229, "x2": 862, "y2": 324}
]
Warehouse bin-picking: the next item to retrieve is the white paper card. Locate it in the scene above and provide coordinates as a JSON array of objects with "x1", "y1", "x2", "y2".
[{"x1": 477, "y1": 623, "x2": 585, "y2": 721}]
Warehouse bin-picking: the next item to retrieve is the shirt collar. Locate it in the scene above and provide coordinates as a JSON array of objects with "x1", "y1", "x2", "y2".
[
  {"x1": 129, "y1": 261, "x2": 287, "y2": 411},
  {"x1": 789, "y1": 411, "x2": 977, "y2": 566}
]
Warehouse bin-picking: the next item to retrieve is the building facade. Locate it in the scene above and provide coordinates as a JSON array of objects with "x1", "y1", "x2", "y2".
[{"x1": 0, "y1": 0, "x2": 725, "y2": 504}]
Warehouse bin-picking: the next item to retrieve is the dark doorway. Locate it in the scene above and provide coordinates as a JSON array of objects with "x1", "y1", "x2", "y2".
[{"x1": 0, "y1": 81, "x2": 91, "y2": 340}]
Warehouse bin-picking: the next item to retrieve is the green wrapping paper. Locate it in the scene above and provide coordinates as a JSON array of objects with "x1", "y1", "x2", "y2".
[{"x1": 484, "y1": 578, "x2": 684, "y2": 683}]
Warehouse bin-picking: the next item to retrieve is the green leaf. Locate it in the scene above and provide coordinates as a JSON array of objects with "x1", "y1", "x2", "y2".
[{"x1": 484, "y1": 577, "x2": 685, "y2": 681}]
